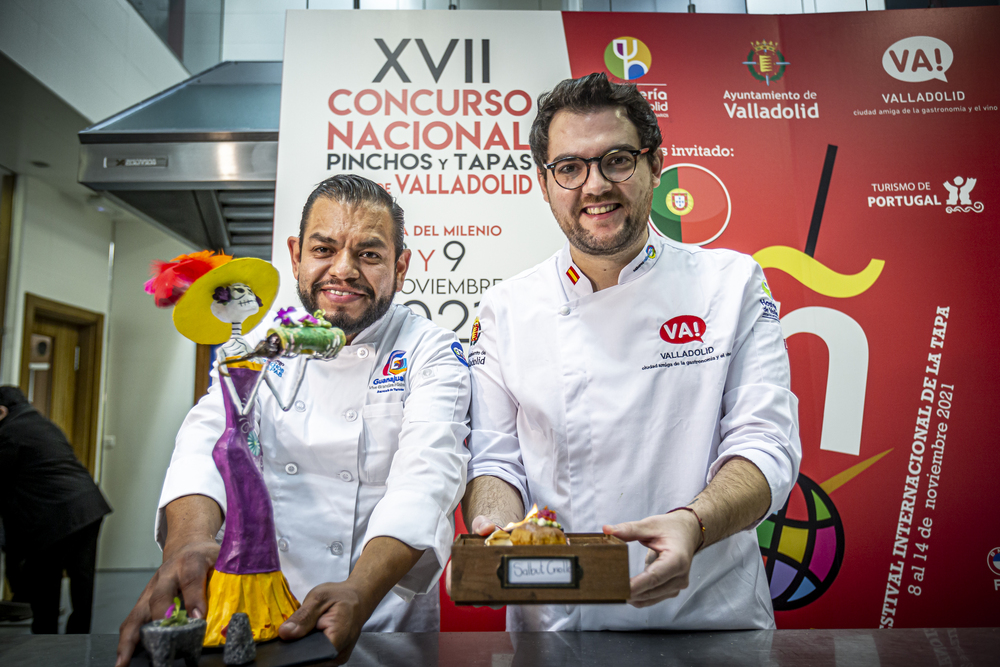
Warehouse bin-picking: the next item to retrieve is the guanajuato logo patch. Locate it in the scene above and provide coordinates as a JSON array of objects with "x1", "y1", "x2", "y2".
[
  {"x1": 372, "y1": 349, "x2": 407, "y2": 393},
  {"x1": 643, "y1": 315, "x2": 730, "y2": 371},
  {"x1": 743, "y1": 40, "x2": 789, "y2": 86},
  {"x1": 383, "y1": 350, "x2": 407, "y2": 376},
  {"x1": 604, "y1": 36, "x2": 652, "y2": 81}
]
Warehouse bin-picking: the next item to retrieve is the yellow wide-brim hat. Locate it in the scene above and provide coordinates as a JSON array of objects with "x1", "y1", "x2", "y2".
[{"x1": 172, "y1": 258, "x2": 279, "y2": 345}]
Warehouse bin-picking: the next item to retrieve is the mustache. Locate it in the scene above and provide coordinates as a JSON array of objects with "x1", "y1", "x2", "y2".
[
  {"x1": 311, "y1": 279, "x2": 374, "y2": 299},
  {"x1": 579, "y1": 197, "x2": 623, "y2": 208}
]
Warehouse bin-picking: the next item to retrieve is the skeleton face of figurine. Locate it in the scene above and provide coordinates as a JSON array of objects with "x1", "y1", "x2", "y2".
[{"x1": 210, "y1": 282, "x2": 261, "y2": 324}]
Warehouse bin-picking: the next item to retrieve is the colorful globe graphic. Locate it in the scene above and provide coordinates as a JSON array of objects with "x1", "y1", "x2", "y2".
[
  {"x1": 650, "y1": 164, "x2": 731, "y2": 245},
  {"x1": 757, "y1": 473, "x2": 844, "y2": 610},
  {"x1": 604, "y1": 37, "x2": 652, "y2": 81}
]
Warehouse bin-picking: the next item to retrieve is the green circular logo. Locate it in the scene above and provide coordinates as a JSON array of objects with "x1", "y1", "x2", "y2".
[{"x1": 604, "y1": 37, "x2": 652, "y2": 81}]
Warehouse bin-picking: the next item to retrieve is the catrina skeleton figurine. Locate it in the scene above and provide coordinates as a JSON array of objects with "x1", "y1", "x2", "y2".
[{"x1": 145, "y1": 251, "x2": 345, "y2": 647}]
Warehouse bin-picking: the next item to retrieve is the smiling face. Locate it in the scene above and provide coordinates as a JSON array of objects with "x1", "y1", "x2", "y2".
[
  {"x1": 538, "y1": 107, "x2": 661, "y2": 259},
  {"x1": 288, "y1": 197, "x2": 410, "y2": 341}
]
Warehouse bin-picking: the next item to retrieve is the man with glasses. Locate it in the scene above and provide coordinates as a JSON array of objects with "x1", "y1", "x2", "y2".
[{"x1": 458, "y1": 73, "x2": 800, "y2": 631}]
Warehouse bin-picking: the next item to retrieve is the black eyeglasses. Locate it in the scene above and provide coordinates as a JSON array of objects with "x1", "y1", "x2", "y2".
[{"x1": 544, "y1": 147, "x2": 651, "y2": 190}]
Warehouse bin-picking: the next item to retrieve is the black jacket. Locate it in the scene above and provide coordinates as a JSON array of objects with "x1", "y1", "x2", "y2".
[{"x1": 0, "y1": 402, "x2": 111, "y2": 554}]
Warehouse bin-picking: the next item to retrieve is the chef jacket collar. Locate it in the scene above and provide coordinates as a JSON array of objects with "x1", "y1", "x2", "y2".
[
  {"x1": 556, "y1": 233, "x2": 664, "y2": 300},
  {"x1": 347, "y1": 305, "x2": 395, "y2": 347}
]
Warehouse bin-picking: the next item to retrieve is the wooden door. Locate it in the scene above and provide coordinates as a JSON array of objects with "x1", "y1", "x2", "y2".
[
  {"x1": 27, "y1": 319, "x2": 81, "y2": 456},
  {"x1": 19, "y1": 294, "x2": 103, "y2": 475}
]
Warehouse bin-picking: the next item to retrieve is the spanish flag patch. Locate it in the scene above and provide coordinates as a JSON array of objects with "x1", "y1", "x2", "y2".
[{"x1": 566, "y1": 266, "x2": 580, "y2": 284}]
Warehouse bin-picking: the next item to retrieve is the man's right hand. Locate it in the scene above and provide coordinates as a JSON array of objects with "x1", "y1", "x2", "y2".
[
  {"x1": 115, "y1": 539, "x2": 219, "y2": 667},
  {"x1": 116, "y1": 495, "x2": 223, "y2": 667},
  {"x1": 445, "y1": 515, "x2": 501, "y2": 607}
]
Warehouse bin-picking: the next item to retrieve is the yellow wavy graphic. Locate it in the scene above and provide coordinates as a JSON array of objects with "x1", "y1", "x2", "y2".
[{"x1": 753, "y1": 246, "x2": 885, "y2": 298}]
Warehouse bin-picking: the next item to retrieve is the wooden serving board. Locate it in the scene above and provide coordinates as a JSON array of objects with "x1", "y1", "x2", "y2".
[{"x1": 449, "y1": 533, "x2": 630, "y2": 605}]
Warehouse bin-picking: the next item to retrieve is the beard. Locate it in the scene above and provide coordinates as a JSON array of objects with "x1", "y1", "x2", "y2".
[
  {"x1": 552, "y1": 181, "x2": 654, "y2": 257},
  {"x1": 296, "y1": 279, "x2": 394, "y2": 338}
]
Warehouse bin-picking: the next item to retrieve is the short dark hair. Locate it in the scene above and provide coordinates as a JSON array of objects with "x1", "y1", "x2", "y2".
[
  {"x1": 0, "y1": 386, "x2": 29, "y2": 409},
  {"x1": 529, "y1": 72, "x2": 662, "y2": 173},
  {"x1": 299, "y1": 174, "x2": 405, "y2": 259}
]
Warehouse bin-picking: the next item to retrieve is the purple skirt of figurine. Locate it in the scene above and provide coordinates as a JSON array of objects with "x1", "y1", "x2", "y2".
[{"x1": 212, "y1": 365, "x2": 281, "y2": 574}]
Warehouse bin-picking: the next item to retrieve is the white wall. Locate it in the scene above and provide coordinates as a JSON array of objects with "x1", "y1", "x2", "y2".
[
  {"x1": 97, "y1": 217, "x2": 197, "y2": 569},
  {"x1": 2, "y1": 176, "x2": 114, "y2": 388},
  {"x1": 0, "y1": 0, "x2": 189, "y2": 122}
]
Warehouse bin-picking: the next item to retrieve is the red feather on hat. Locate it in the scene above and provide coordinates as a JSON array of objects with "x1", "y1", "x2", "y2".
[{"x1": 145, "y1": 250, "x2": 232, "y2": 308}]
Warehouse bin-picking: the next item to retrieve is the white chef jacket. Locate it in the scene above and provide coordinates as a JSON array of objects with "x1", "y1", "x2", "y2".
[
  {"x1": 467, "y1": 234, "x2": 801, "y2": 631},
  {"x1": 156, "y1": 304, "x2": 471, "y2": 632}
]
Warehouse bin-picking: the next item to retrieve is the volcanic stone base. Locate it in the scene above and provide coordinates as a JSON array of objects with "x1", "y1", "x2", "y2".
[
  {"x1": 223, "y1": 613, "x2": 256, "y2": 665},
  {"x1": 140, "y1": 618, "x2": 207, "y2": 667}
]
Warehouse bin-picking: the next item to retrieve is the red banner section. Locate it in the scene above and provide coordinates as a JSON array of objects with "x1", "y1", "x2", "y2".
[{"x1": 561, "y1": 7, "x2": 999, "y2": 629}]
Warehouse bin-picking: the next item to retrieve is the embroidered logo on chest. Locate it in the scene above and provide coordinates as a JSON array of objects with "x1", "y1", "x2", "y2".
[{"x1": 659, "y1": 315, "x2": 706, "y2": 344}]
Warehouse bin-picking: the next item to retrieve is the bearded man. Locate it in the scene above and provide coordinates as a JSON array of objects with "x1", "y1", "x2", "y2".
[
  {"x1": 117, "y1": 175, "x2": 471, "y2": 666},
  {"x1": 459, "y1": 73, "x2": 801, "y2": 631}
]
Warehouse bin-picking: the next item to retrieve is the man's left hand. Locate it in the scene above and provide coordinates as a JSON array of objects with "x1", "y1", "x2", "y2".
[
  {"x1": 603, "y1": 511, "x2": 703, "y2": 608},
  {"x1": 278, "y1": 582, "x2": 368, "y2": 665}
]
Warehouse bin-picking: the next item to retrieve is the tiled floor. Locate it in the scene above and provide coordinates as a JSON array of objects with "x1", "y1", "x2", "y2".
[{"x1": 0, "y1": 569, "x2": 155, "y2": 637}]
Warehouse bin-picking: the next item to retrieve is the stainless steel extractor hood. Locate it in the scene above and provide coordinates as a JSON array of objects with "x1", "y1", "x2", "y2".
[{"x1": 78, "y1": 61, "x2": 281, "y2": 259}]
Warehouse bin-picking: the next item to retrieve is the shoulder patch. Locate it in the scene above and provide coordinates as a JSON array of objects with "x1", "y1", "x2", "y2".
[
  {"x1": 470, "y1": 318, "x2": 481, "y2": 345},
  {"x1": 451, "y1": 342, "x2": 468, "y2": 366}
]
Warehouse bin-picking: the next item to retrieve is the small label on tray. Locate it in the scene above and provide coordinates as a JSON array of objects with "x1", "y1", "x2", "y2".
[{"x1": 505, "y1": 558, "x2": 575, "y2": 586}]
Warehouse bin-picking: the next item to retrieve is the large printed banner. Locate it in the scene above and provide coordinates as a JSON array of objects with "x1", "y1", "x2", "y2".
[{"x1": 274, "y1": 8, "x2": 1000, "y2": 629}]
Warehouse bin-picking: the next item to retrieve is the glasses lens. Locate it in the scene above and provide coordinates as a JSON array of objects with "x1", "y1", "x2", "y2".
[
  {"x1": 601, "y1": 150, "x2": 638, "y2": 182},
  {"x1": 553, "y1": 159, "x2": 587, "y2": 189}
]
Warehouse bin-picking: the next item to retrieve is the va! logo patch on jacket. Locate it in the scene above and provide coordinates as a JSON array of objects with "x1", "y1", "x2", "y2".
[{"x1": 660, "y1": 315, "x2": 706, "y2": 344}]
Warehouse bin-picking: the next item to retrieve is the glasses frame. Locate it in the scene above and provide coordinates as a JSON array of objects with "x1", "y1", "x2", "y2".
[{"x1": 543, "y1": 147, "x2": 651, "y2": 190}]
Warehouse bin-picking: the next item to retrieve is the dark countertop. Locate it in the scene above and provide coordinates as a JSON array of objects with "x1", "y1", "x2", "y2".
[{"x1": 0, "y1": 628, "x2": 996, "y2": 667}]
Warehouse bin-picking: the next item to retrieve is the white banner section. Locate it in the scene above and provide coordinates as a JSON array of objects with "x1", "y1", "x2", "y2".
[{"x1": 273, "y1": 10, "x2": 573, "y2": 341}]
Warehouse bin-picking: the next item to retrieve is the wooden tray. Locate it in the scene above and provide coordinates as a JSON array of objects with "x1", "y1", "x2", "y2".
[{"x1": 449, "y1": 533, "x2": 630, "y2": 605}]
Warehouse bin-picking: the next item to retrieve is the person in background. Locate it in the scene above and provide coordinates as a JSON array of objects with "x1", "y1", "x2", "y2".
[{"x1": 0, "y1": 385, "x2": 112, "y2": 634}]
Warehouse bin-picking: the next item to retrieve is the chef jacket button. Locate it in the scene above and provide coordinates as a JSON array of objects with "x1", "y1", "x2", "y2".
[
  {"x1": 421, "y1": 368, "x2": 433, "y2": 378},
  {"x1": 345, "y1": 409, "x2": 358, "y2": 422},
  {"x1": 357, "y1": 347, "x2": 369, "y2": 359},
  {"x1": 278, "y1": 538, "x2": 289, "y2": 552},
  {"x1": 329, "y1": 541, "x2": 344, "y2": 556},
  {"x1": 284, "y1": 463, "x2": 298, "y2": 475},
  {"x1": 564, "y1": 605, "x2": 572, "y2": 614},
  {"x1": 294, "y1": 400, "x2": 306, "y2": 412},
  {"x1": 339, "y1": 470, "x2": 353, "y2": 482},
  {"x1": 558, "y1": 305, "x2": 571, "y2": 316}
]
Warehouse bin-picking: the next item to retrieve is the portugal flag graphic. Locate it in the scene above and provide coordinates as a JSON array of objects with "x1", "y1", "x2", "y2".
[{"x1": 650, "y1": 165, "x2": 731, "y2": 245}]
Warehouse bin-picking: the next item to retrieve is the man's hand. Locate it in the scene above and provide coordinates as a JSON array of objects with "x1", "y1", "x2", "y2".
[
  {"x1": 278, "y1": 582, "x2": 366, "y2": 665},
  {"x1": 603, "y1": 511, "x2": 703, "y2": 608},
  {"x1": 117, "y1": 494, "x2": 223, "y2": 667},
  {"x1": 445, "y1": 515, "x2": 498, "y2": 598},
  {"x1": 115, "y1": 539, "x2": 219, "y2": 667},
  {"x1": 278, "y1": 536, "x2": 421, "y2": 661}
]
